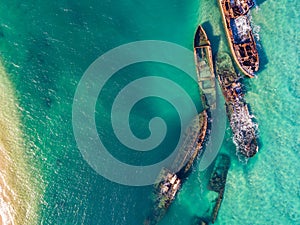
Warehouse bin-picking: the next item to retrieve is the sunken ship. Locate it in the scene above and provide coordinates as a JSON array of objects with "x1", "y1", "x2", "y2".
[
  {"x1": 218, "y1": 0, "x2": 259, "y2": 77},
  {"x1": 145, "y1": 110, "x2": 210, "y2": 225},
  {"x1": 145, "y1": 26, "x2": 217, "y2": 224},
  {"x1": 194, "y1": 25, "x2": 216, "y2": 110},
  {"x1": 216, "y1": 52, "x2": 258, "y2": 157},
  {"x1": 192, "y1": 154, "x2": 231, "y2": 225},
  {"x1": 208, "y1": 154, "x2": 231, "y2": 223}
]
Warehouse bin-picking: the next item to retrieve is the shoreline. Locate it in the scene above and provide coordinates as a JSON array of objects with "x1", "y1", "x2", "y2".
[
  {"x1": 0, "y1": 61, "x2": 40, "y2": 225},
  {"x1": 0, "y1": 172, "x2": 15, "y2": 225}
]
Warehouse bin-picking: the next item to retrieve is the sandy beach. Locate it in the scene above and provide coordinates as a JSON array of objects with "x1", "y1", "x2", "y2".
[{"x1": 0, "y1": 62, "x2": 38, "y2": 225}]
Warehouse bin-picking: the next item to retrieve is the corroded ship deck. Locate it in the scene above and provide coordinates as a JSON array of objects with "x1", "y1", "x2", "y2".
[
  {"x1": 145, "y1": 111, "x2": 210, "y2": 225},
  {"x1": 218, "y1": 0, "x2": 259, "y2": 77},
  {"x1": 194, "y1": 25, "x2": 216, "y2": 109},
  {"x1": 216, "y1": 52, "x2": 258, "y2": 157}
]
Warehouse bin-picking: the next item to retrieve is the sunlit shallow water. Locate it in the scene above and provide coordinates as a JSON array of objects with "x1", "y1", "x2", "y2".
[
  {"x1": 0, "y1": 62, "x2": 40, "y2": 225},
  {"x1": 0, "y1": 0, "x2": 299, "y2": 224}
]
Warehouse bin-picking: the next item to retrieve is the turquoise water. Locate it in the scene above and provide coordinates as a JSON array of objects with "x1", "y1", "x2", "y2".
[{"x1": 0, "y1": 0, "x2": 299, "y2": 224}]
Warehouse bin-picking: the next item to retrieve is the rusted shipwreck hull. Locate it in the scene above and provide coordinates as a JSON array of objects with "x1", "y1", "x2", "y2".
[
  {"x1": 219, "y1": 0, "x2": 259, "y2": 77},
  {"x1": 216, "y1": 52, "x2": 258, "y2": 157},
  {"x1": 194, "y1": 25, "x2": 216, "y2": 109},
  {"x1": 145, "y1": 110, "x2": 210, "y2": 225}
]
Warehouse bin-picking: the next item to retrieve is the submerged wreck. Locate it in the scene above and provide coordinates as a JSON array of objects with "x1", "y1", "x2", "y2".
[
  {"x1": 194, "y1": 25, "x2": 216, "y2": 110},
  {"x1": 171, "y1": 110, "x2": 210, "y2": 175},
  {"x1": 193, "y1": 154, "x2": 231, "y2": 224},
  {"x1": 219, "y1": 0, "x2": 259, "y2": 77},
  {"x1": 192, "y1": 217, "x2": 209, "y2": 225},
  {"x1": 208, "y1": 154, "x2": 230, "y2": 223},
  {"x1": 216, "y1": 52, "x2": 258, "y2": 157},
  {"x1": 147, "y1": 168, "x2": 181, "y2": 224},
  {"x1": 145, "y1": 111, "x2": 210, "y2": 225},
  {"x1": 145, "y1": 25, "x2": 215, "y2": 222}
]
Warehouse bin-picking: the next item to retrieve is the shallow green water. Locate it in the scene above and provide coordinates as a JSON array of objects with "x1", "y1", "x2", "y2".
[{"x1": 0, "y1": 0, "x2": 299, "y2": 224}]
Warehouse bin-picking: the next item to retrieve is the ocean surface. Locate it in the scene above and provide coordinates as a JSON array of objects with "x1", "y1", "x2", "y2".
[{"x1": 0, "y1": 0, "x2": 299, "y2": 224}]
